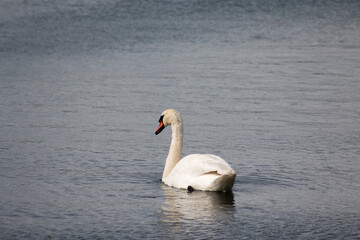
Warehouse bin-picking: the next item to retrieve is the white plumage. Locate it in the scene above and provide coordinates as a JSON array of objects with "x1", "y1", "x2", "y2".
[{"x1": 155, "y1": 109, "x2": 236, "y2": 192}]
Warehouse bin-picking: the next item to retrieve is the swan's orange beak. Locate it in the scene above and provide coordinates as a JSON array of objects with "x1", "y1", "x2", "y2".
[
  {"x1": 155, "y1": 121, "x2": 164, "y2": 135},
  {"x1": 155, "y1": 115, "x2": 165, "y2": 135}
]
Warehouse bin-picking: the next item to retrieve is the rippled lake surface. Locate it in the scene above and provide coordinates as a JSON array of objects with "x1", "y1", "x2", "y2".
[{"x1": 1, "y1": 0, "x2": 360, "y2": 239}]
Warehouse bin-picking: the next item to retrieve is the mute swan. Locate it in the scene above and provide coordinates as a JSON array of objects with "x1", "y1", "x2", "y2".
[{"x1": 155, "y1": 109, "x2": 236, "y2": 192}]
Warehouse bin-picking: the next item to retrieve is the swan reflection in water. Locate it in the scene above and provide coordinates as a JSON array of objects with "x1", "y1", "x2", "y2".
[{"x1": 158, "y1": 185, "x2": 235, "y2": 238}]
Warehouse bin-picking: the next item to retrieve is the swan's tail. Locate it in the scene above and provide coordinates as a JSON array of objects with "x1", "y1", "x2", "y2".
[{"x1": 214, "y1": 169, "x2": 236, "y2": 192}]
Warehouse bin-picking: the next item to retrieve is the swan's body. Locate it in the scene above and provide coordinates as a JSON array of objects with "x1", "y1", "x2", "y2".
[{"x1": 155, "y1": 109, "x2": 236, "y2": 192}]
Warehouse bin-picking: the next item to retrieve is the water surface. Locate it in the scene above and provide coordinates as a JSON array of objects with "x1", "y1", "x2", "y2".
[{"x1": 1, "y1": 0, "x2": 360, "y2": 239}]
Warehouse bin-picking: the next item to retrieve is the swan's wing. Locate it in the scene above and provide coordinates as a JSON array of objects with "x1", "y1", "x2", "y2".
[
  {"x1": 180, "y1": 154, "x2": 235, "y2": 176},
  {"x1": 164, "y1": 154, "x2": 235, "y2": 189}
]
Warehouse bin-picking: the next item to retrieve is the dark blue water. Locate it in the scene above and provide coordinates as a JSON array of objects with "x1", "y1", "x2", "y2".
[{"x1": 1, "y1": 0, "x2": 360, "y2": 239}]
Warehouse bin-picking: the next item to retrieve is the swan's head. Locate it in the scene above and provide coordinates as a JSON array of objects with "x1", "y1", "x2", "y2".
[{"x1": 155, "y1": 109, "x2": 182, "y2": 135}]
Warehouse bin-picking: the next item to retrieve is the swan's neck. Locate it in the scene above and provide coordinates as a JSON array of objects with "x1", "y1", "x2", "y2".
[{"x1": 162, "y1": 122, "x2": 183, "y2": 180}]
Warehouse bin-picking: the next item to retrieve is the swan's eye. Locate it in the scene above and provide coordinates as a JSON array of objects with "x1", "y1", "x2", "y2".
[{"x1": 159, "y1": 115, "x2": 164, "y2": 123}]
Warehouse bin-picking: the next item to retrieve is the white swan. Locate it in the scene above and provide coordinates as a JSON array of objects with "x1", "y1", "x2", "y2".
[{"x1": 155, "y1": 109, "x2": 236, "y2": 192}]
